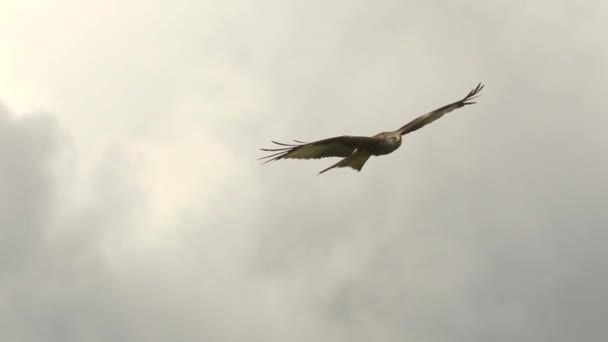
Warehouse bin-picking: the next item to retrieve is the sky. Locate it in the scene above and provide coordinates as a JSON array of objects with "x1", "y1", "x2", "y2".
[{"x1": 1, "y1": 0, "x2": 607, "y2": 341}]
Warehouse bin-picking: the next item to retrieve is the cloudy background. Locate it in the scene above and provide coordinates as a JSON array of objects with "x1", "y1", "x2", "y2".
[{"x1": 1, "y1": 0, "x2": 607, "y2": 341}]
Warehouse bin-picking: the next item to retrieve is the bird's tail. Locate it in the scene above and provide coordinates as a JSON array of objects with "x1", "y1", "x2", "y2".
[{"x1": 318, "y1": 151, "x2": 371, "y2": 175}]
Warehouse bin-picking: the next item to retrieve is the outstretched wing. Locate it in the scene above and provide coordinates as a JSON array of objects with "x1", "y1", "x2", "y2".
[
  {"x1": 258, "y1": 135, "x2": 376, "y2": 164},
  {"x1": 396, "y1": 83, "x2": 484, "y2": 136}
]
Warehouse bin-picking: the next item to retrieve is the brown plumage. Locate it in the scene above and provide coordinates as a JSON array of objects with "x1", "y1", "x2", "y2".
[{"x1": 259, "y1": 83, "x2": 484, "y2": 174}]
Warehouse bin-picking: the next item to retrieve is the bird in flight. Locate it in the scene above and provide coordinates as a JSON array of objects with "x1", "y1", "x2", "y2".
[{"x1": 259, "y1": 83, "x2": 484, "y2": 174}]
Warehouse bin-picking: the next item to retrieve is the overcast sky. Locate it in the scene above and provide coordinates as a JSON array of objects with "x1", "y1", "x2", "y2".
[{"x1": 1, "y1": 1, "x2": 607, "y2": 341}]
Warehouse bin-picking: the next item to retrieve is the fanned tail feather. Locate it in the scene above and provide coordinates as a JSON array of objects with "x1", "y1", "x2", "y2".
[{"x1": 318, "y1": 151, "x2": 370, "y2": 175}]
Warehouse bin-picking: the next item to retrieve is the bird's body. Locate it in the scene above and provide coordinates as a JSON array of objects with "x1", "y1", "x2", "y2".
[
  {"x1": 369, "y1": 132, "x2": 402, "y2": 156},
  {"x1": 259, "y1": 83, "x2": 484, "y2": 174}
]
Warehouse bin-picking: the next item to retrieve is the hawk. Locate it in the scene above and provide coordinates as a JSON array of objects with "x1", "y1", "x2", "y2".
[{"x1": 259, "y1": 83, "x2": 484, "y2": 174}]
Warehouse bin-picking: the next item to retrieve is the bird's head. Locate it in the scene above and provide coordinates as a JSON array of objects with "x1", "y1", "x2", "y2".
[{"x1": 388, "y1": 134, "x2": 401, "y2": 144}]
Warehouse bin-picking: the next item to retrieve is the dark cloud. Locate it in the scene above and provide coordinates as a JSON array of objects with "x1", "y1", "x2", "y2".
[{"x1": 0, "y1": 105, "x2": 61, "y2": 271}]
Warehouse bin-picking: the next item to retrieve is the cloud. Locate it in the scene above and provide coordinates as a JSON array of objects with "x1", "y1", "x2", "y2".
[{"x1": 1, "y1": 1, "x2": 608, "y2": 341}]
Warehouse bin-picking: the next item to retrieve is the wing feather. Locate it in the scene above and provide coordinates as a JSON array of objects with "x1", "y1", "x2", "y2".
[
  {"x1": 258, "y1": 136, "x2": 376, "y2": 164},
  {"x1": 397, "y1": 83, "x2": 484, "y2": 135}
]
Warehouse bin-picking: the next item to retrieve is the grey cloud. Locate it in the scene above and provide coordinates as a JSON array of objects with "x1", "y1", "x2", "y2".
[
  {"x1": 2, "y1": 0, "x2": 608, "y2": 341},
  {"x1": 0, "y1": 105, "x2": 61, "y2": 271}
]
